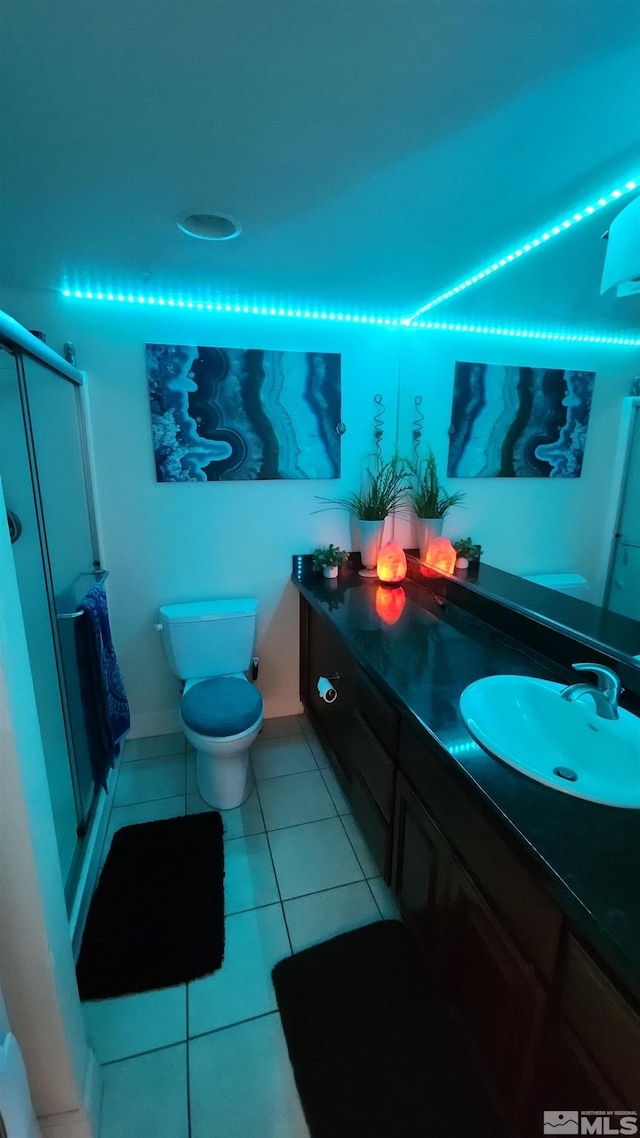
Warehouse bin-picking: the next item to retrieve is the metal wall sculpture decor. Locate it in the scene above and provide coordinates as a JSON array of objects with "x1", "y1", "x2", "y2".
[
  {"x1": 146, "y1": 343, "x2": 342, "y2": 482},
  {"x1": 447, "y1": 360, "x2": 595, "y2": 478}
]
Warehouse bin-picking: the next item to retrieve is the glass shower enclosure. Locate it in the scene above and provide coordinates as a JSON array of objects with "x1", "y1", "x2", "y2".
[{"x1": 0, "y1": 327, "x2": 105, "y2": 911}]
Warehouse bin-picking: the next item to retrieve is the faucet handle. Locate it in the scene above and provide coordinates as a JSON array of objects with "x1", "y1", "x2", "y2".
[{"x1": 571, "y1": 663, "x2": 623, "y2": 700}]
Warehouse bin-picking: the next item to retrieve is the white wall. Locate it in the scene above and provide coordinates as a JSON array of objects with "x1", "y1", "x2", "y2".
[
  {"x1": 395, "y1": 331, "x2": 640, "y2": 601},
  {"x1": 1, "y1": 287, "x2": 637, "y2": 735},
  {"x1": 0, "y1": 287, "x2": 401, "y2": 733}
]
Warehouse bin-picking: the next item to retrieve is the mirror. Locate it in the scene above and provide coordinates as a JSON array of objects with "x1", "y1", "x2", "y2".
[{"x1": 394, "y1": 198, "x2": 640, "y2": 672}]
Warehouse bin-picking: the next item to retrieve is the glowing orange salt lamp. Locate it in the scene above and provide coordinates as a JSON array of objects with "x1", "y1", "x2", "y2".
[
  {"x1": 376, "y1": 540, "x2": 407, "y2": 584},
  {"x1": 375, "y1": 585, "x2": 406, "y2": 625},
  {"x1": 424, "y1": 537, "x2": 456, "y2": 575}
]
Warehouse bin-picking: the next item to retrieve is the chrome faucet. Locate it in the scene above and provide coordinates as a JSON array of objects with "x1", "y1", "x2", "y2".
[{"x1": 560, "y1": 663, "x2": 623, "y2": 721}]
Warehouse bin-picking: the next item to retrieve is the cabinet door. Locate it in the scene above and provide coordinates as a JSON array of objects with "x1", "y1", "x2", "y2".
[
  {"x1": 304, "y1": 601, "x2": 356, "y2": 782},
  {"x1": 392, "y1": 774, "x2": 450, "y2": 961},
  {"x1": 523, "y1": 1012, "x2": 621, "y2": 1137},
  {"x1": 441, "y1": 859, "x2": 546, "y2": 1123}
]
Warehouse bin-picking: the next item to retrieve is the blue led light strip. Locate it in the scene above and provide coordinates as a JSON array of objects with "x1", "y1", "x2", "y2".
[
  {"x1": 61, "y1": 291, "x2": 400, "y2": 326},
  {"x1": 404, "y1": 177, "x2": 639, "y2": 323},
  {"x1": 61, "y1": 290, "x2": 640, "y2": 346},
  {"x1": 405, "y1": 320, "x2": 640, "y2": 346}
]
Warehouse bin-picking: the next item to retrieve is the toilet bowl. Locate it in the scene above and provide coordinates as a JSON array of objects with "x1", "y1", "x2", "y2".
[
  {"x1": 180, "y1": 674, "x2": 263, "y2": 809},
  {"x1": 157, "y1": 598, "x2": 264, "y2": 811}
]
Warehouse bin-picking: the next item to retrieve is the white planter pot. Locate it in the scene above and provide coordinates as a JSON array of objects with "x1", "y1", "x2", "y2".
[
  {"x1": 416, "y1": 517, "x2": 444, "y2": 561},
  {"x1": 455, "y1": 556, "x2": 469, "y2": 570},
  {"x1": 322, "y1": 565, "x2": 339, "y2": 578},
  {"x1": 353, "y1": 518, "x2": 386, "y2": 577}
]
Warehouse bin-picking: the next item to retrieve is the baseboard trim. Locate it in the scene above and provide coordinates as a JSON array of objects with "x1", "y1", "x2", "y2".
[
  {"x1": 263, "y1": 693, "x2": 304, "y2": 719},
  {"x1": 128, "y1": 709, "x2": 181, "y2": 738}
]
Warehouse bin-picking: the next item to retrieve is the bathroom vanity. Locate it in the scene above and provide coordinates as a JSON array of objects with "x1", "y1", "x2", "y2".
[{"x1": 293, "y1": 557, "x2": 640, "y2": 1136}]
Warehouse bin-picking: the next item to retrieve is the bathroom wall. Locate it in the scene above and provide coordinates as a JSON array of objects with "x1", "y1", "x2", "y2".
[
  {"x1": 0, "y1": 287, "x2": 401, "y2": 731},
  {"x1": 395, "y1": 331, "x2": 640, "y2": 601},
  {"x1": 1, "y1": 287, "x2": 637, "y2": 732}
]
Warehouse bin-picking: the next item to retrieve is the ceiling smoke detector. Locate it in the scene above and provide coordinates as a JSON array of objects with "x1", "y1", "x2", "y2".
[{"x1": 177, "y1": 211, "x2": 241, "y2": 241}]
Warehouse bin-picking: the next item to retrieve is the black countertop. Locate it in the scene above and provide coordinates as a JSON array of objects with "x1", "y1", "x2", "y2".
[{"x1": 292, "y1": 559, "x2": 640, "y2": 1007}]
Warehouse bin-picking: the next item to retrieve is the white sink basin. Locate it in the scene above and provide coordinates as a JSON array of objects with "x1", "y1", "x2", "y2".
[{"x1": 460, "y1": 675, "x2": 640, "y2": 808}]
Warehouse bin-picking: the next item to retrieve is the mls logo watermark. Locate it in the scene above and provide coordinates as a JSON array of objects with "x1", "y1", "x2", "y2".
[{"x1": 544, "y1": 1112, "x2": 638, "y2": 1134}]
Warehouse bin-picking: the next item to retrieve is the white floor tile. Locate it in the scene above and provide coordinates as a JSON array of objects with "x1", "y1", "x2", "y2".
[
  {"x1": 341, "y1": 813, "x2": 380, "y2": 878},
  {"x1": 189, "y1": 1013, "x2": 309, "y2": 1138},
  {"x1": 100, "y1": 796, "x2": 186, "y2": 870},
  {"x1": 188, "y1": 904, "x2": 290, "y2": 1036},
  {"x1": 250, "y1": 736, "x2": 317, "y2": 780},
  {"x1": 257, "y1": 770, "x2": 336, "y2": 831},
  {"x1": 284, "y1": 881, "x2": 381, "y2": 953},
  {"x1": 304, "y1": 732, "x2": 331, "y2": 768},
  {"x1": 319, "y1": 764, "x2": 352, "y2": 815},
  {"x1": 100, "y1": 1043, "x2": 188, "y2": 1138},
  {"x1": 82, "y1": 985, "x2": 186, "y2": 1064},
  {"x1": 122, "y1": 733, "x2": 185, "y2": 762},
  {"x1": 268, "y1": 817, "x2": 364, "y2": 900},
  {"x1": 258, "y1": 715, "x2": 304, "y2": 741},
  {"x1": 187, "y1": 783, "x2": 265, "y2": 841},
  {"x1": 369, "y1": 876, "x2": 402, "y2": 920},
  {"x1": 113, "y1": 754, "x2": 186, "y2": 807},
  {"x1": 224, "y1": 833, "x2": 280, "y2": 915}
]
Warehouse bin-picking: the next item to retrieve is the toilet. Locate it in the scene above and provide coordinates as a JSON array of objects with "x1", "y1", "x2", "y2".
[
  {"x1": 157, "y1": 598, "x2": 264, "y2": 809},
  {"x1": 522, "y1": 572, "x2": 589, "y2": 599}
]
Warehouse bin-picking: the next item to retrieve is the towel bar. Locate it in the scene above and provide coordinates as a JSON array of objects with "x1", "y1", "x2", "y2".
[{"x1": 57, "y1": 568, "x2": 109, "y2": 619}]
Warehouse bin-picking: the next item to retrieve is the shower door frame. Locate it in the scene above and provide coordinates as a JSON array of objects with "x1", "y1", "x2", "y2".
[{"x1": 0, "y1": 318, "x2": 104, "y2": 905}]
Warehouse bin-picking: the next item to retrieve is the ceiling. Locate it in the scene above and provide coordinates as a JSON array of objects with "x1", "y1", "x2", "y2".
[{"x1": 1, "y1": 0, "x2": 639, "y2": 332}]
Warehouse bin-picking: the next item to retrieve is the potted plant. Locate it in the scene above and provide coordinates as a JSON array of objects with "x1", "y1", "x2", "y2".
[
  {"x1": 407, "y1": 450, "x2": 465, "y2": 560},
  {"x1": 453, "y1": 537, "x2": 482, "y2": 570},
  {"x1": 318, "y1": 456, "x2": 409, "y2": 577},
  {"x1": 312, "y1": 544, "x2": 349, "y2": 578}
]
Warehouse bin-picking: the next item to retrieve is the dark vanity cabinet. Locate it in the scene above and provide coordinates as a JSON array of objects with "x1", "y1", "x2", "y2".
[
  {"x1": 299, "y1": 591, "x2": 640, "y2": 1136},
  {"x1": 301, "y1": 598, "x2": 397, "y2": 879}
]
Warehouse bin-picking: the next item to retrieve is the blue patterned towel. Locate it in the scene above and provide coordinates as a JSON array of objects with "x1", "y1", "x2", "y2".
[{"x1": 74, "y1": 583, "x2": 130, "y2": 791}]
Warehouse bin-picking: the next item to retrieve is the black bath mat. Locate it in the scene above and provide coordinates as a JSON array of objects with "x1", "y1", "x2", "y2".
[
  {"x1": 76, "y1": 812, "x2": 224, "y2": 1000},
  {"x1": 272, "y1": 920, "x2": 498, "y2": 1138}
]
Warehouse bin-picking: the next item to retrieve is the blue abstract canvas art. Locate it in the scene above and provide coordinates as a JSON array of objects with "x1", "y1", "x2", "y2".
[
  {"x1": 447, "y1": 361, "x2": 595, "y2": 478},
  {"x1": 146, "y1": 343, "x2": 341, "y2": 481}
]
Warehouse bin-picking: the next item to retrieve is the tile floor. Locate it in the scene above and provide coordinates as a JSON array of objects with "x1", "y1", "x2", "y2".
[{"x1": 87, "y1": 714, "x2": 400, "y2": 1138}]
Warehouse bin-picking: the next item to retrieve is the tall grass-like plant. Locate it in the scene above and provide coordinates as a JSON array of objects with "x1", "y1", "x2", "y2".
[
  {"x1": 317, "y1": 456, "x2": 409, "y2": 520},
  {"x1": 407, "y1": 450, "x2": 465, "y2": 519}
]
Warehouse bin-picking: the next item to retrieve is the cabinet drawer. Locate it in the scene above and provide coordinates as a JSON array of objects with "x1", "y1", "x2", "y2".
[
  {"x1": 399, "y1": 718, "x2": 562, "y2": 982},
  {"x1": 558, "y1": 936, "x2": 640, "y2": 1106},
  {"x1": 392, "y1": 774, "x2": 451, "y2": 958},
  {"x1": 351, "y1": 709, "x2": 395, "y2": 821},
  {"x1": 356, "y1": 667, "x2": 398, "y2": 756},
  {"x1": 442, "y1": 859, "x2": 546, "y2": 1121},
  {"x1": 351, "y1": 767, "x2": 390, "y2": 880}
]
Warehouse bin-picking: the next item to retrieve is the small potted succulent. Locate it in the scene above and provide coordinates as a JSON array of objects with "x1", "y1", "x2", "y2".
[
  {"x1": 453, "y1": 537, "x2": 482, "y2": 570},
  {"x1": 312, "y1": 544, "x2": 350, "y2": 578}
]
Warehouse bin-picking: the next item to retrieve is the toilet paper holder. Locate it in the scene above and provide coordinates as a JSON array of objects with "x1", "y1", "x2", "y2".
[{"x1": 317, "y1": 674, "x2": 340, "y2": 703}]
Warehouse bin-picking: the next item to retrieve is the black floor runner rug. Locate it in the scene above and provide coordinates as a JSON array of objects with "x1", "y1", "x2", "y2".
[
  {"x1": 272, "y1": 920, "x2": 498, "y2": 1138},
  {"x1": 77, "y1": 812, "x2": 224, "y2": 1001}
]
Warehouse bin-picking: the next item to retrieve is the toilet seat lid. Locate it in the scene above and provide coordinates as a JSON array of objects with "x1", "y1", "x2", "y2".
[{"x1": 181, "y1": 677, "x2": 263, "y2": 737}]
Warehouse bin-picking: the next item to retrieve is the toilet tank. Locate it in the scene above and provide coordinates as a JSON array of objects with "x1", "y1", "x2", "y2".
[
  {"x1": 159, "y1": 599, "x2": 258, "y2": 680},
  {"x1": 522, "y1": 573, "x2": 589, "y2": 599}
]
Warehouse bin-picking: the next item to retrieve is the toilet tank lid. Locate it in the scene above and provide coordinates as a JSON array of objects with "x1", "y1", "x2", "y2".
[
  {"x1": 523, "y1": 573, "x2": 587, "y2": 589},
  {"x1": 159, "y1": 598, "x2": 258, "y2": 623}
]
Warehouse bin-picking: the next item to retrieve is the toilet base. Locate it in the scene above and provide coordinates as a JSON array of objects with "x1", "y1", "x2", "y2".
[{"x1": 196, "y1": 747, "x2": 253, "y2": 810}]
